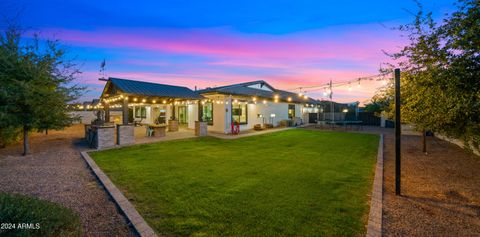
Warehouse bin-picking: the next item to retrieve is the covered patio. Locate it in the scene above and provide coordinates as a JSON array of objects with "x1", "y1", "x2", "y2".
[{"x1": 96, "y1": 77, "x2": 207, "y2": 147}]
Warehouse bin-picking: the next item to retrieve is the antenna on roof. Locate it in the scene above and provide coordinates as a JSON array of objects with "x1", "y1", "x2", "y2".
[{"x1": 99, "y1": 59, "x2": 108, "y2": 81}]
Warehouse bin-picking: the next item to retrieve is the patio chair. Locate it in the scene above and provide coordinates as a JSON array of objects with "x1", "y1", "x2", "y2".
[{"x1": 146, "y1": 126, "x2": 154, "y2": 137}]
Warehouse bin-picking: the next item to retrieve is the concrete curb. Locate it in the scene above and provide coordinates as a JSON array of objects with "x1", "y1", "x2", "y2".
[
  {"x1": 366, "y1": 134, "x2": 384, "y2": 237},
  {"x1": 80, "y1": 151, "x2": 158, "y2": 237}
]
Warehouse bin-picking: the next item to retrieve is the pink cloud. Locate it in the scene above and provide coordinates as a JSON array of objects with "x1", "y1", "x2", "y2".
[
  {"x1": 76, "y1": 66, "x2": 388, "y2": 104},
  {"x1": 41, "y1": 27, "x2": 400, "y2": 63},
  {"x1": 57, "y1": 25, "x2": 404, "y2": 104}
]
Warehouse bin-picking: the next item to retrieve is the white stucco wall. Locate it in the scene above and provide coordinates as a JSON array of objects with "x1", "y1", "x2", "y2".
[
  {"x1": 187, "y1": 104, "x2": 198, "y2": 129},
  {"x1": 198, "y1": 93, "x2": 306, "y2": 133}
]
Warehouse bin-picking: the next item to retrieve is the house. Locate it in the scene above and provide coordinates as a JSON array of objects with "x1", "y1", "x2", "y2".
[
  {"x1": 196, "y1": 80, "x2": 318, "y2": 133},
  {"x1": 99, "y1": 78, "x2": 321, "y2": 135}
]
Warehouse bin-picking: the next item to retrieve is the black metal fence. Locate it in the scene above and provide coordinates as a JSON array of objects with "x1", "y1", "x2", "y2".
[{"x1": 307, "y1": 112, "x2": 381, "y2": 126}]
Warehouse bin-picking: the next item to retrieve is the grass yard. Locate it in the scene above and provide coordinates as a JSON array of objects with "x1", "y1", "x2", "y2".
[
  {"x1": 91, "y1": 129, "x2": 379, "y2": 237},
  {"x1": 0, "y1": 193, "x2": 82, "y2": 237}
]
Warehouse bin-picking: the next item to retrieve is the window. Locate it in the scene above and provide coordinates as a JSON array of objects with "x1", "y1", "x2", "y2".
[
  {"x1": 203, "y1": 102, "x2": 213, "y2": 125},
  {"x1": 135, "y1": 106, "x2": 147, "y2": 118},
  {"x1": 232, "y1": 103, "x2": 248, "y2": 124},
  {"x1": 288, "y1": 104, "x2": 296, "y2": 119}
]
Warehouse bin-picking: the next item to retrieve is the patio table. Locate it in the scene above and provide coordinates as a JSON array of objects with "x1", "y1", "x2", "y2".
[{"x1": 148, "y1": 124, "x2": 167, "y2": 137}]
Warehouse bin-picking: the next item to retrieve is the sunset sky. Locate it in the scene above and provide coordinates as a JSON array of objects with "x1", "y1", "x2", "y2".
[{"x1": 2, "y1": 0, "x2": 455, "y2": 103}]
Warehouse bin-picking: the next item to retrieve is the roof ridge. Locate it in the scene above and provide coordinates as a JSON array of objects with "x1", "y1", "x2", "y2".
[{"x1": 202, "y1": 80, "x2": 268, "y2": 90}]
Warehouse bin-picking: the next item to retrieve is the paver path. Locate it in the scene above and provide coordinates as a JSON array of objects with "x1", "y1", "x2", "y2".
[{"x1": 0, "y1": 125, "x2": 134, "y2": 237}]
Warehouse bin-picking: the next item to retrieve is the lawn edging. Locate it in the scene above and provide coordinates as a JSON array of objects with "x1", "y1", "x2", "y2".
[
  {"x1": 366, "y1": 134, "x2": 384, "y2": 237},
  {"x1": 80, "y1": 151, "x2": 158, "y2": 237}
]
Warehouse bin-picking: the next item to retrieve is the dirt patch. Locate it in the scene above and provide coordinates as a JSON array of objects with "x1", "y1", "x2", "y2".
[
  {"x1": 383, "y1": 133, "x2": 480, "y2": 236},
  {"x1": 0, "y1": 125, "x2": 134, "y2": 237}
]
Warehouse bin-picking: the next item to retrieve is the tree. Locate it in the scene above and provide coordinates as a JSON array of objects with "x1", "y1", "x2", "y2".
[
  {"x1": 0, "y1": 23, "x2": 83, "y2": 155},
  {"x1": 363, "y1": 86, "x2": 394, "y2": 114},
  {"x1": 376, "y1": 0, "x2": 480, "y2": 153}
]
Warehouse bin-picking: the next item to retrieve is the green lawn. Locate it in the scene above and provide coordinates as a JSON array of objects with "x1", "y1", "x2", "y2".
[
  {"x1": 91, "y1": 129, "x2": 379, "y2": 237},
  {"x1": 0, "y1": 193, "x2": 82, "y2": 237}
]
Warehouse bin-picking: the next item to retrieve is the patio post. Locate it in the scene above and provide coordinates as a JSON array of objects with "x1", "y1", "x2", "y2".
[
  {"x1": 171, "y1": 103, "x2": 176, "y2": 120},
  {"x1": 168, "y1": 102, "x2": 179, "y2": 132},
  {"x1": 104, "y1": 103, "x2": 110, "y2": 123},
  {"x1": 122, "y1": 97, "x2": 129, "y2": 125},
  {"x1": 395, "y1": 68, "x2": 401, "y2": 195},
  {"x1": 198, "y1": 100, "x2": 203, "y2": 122},
  {"x1": 195, "y1": 100, "x2": 207, "y2": 136}
]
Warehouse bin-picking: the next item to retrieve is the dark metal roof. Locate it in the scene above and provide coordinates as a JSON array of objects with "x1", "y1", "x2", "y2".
[
  {"x1": 197, "y1": 80, "x2": 318, "y2": 104},
  {"x1": 107, "y1": 77, "x2": 203, "y2": 99}
]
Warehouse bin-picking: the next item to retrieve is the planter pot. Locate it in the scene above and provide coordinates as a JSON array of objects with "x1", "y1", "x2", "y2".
[
  {"x1": 195, "y1": 121, "x2": 207, "y2": 136},
  {"x1": 168, "y1": 120, "x2": 179, "y2": 132},
  {"x1": 151, "y1": 125, "x2": 166, "y2": 137}
]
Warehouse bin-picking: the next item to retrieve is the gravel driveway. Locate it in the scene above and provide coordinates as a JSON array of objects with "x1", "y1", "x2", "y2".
[{"x1": 0, "y1": 125, "x2": 134, "y2": 237}]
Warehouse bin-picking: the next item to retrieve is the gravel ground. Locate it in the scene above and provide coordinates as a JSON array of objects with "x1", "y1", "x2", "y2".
[
  {"x1": 0, "y1": 125, "x2": 135, "y2": 237},
  {"x1": 383, "y1": 132, "x2": 480, "y2": 236}
]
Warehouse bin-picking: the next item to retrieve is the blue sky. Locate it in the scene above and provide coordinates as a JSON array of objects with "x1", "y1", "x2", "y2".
[{"x1": 1, "y1": 0, "x2": 457, "y2": 103}]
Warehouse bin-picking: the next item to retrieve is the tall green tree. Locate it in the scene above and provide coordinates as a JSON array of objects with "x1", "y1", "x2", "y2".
[
  {"x1": 0, "y1": 23, "x2": 83, "y2": 155},
  {"x1": 378, "y1": 0, "x2": 479, "y2": 153}
]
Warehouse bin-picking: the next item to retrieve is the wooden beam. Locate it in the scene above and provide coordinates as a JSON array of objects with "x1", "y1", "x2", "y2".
[{"x1": 122, "y1": 98, "x2": 129, "y2": 125}]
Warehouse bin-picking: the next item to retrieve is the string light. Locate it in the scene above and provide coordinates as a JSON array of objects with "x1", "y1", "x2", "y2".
[
  {"x1": 286, "y1": 73, "x2": 388, "y2": 95},
  {"x1": 263, "y1": 100, "x2": 267, "y2": 104},
  {"x1": 287, "y1": 97, "x2": 292, "y2": 102}
]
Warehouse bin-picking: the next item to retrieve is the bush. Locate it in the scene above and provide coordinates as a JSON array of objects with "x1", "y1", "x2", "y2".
[{"x1": 0, "y1": 127, "x2": 20, "y2": 148}]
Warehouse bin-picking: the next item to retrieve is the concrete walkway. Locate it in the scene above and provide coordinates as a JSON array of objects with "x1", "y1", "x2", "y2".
[
  {"x1": 133, "y1": 126, "x2": 294, "y2": 144},
  {"x1": 135, "y1": 128, "x2": 196, "y2": 145},
  {"x1": 209, "y1": 127, "x2": 293, "y2": 139}
]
